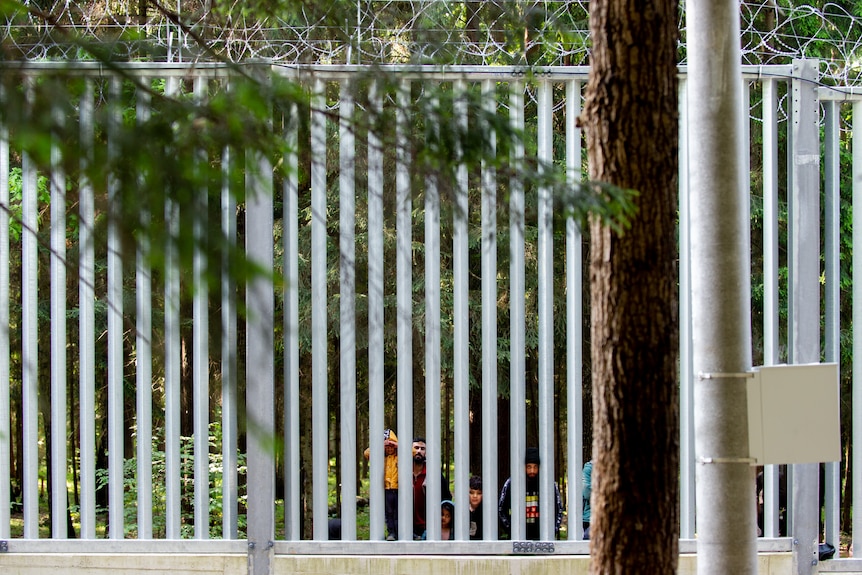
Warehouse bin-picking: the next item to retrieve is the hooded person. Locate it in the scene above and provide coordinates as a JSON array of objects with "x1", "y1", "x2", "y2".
[
  {"x1": 363, "y1": 428, "x2": 399, "y2": 539},
  {"x1": 497, "y1": 447, "x2": 563, "y2": 540}
]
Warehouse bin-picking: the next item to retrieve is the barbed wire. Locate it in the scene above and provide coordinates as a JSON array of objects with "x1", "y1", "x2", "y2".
[{"x1": 2, "y1": 0, "x2": 862, "y2": 84}]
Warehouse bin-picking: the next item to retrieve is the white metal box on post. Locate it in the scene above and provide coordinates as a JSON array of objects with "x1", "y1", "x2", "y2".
[{"x1": 747, "y1": 363, "x2": 841, "y2": 465}]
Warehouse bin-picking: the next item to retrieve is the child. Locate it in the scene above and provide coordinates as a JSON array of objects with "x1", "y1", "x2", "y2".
[
  {"x1": 364, "y1": 428, "x2": 399, "y2": 540},
  {"x1": 441, "y1": 500, "x2": 455, "y2": 540},
  {"x1": 468, "y1": 475, "x2": 483, "y2": 540}
]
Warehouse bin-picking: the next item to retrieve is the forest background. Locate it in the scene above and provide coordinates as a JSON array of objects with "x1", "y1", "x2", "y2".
[{"x1": 0, "y1": 0, "x2": 858, "y2": 542}]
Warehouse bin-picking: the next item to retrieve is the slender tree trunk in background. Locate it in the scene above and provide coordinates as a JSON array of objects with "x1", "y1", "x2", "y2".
[
  {"x1": 554, "y1": 352, "x2": 563, "y2": 491},
  {"x1": 42, "y1": 393, "x2": 53, "y2": 536},
  {"x1": 71, "y1": 371, "x2": 79, "y2": 508},
  {"x1": 38, "y1": 284, "x2": 52, "y2": 533},
  {"x1": 332, "y1": 356, "x2": 342, "y2": 511},
  {"x1": 525, "y1": 354, "x2": 538, "y2": 444},
  {"x1": 843, "y1": 437, "x2": 852, "y2": 529},
  {"x1": 180, "y1": 325, "x2": 193, "y2": 438},
  {"x1": 299, "y1": 353, "x2": 314, "y2": 539},
  {"x1": 581, "y1": 0, "x2": 680, "y2": 569},
  {"x1": 497, "y1": 396, "x2": 510, "y2": 495},
  {"x1": 469, "y1": 388, "x2": 482, "y2": 476}
]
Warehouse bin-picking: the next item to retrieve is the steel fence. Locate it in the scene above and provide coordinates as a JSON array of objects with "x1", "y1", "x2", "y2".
[{"x1": 0, "y1": 61, "x2": 852, "y2": 569}]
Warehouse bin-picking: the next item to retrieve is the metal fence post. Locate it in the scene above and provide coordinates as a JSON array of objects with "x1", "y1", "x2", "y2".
[
  {"x1": 246, "y1": 68, "x2": 275, "y2": 575},
  {"x1": 788, "y1": 58, "x2": 822, "y2": 575}
]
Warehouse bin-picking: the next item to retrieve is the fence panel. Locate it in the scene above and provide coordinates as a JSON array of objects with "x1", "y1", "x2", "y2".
[{"x1": 0, "y1": 63, "x2": 845, "y2": 561}]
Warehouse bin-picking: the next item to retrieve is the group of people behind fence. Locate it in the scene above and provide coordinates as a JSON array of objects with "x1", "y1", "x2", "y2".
[{"x1": 365, "y1": 430, "x2": 569, "y2": 540}]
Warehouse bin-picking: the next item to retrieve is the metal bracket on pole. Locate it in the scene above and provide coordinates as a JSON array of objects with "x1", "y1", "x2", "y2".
[
  {"x1": 697, "y1": 371, "x2": 754, "y2": 380},
  {"x1": 698, "y1": 457, "x2": 757, "y2": 465}
]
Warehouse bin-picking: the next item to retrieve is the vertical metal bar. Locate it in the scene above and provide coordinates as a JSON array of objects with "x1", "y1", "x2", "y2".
[
  {"x1": 853, "y1": 98, "x2": 862, "y2": 558},
  {"x1": 164, "y1": 75, "x2": 182, "y2": 540},
  {"x1": 481, "y1": 79, "x2": 499, "y2": 541},
  {"x1": 740, "y1": 75, "x2": 756, "y2": 542},
  {"x1": 762, "y1": 84, "x2": 780, "y2": 365},
  {"x1": 79, "y1": 81, "x2": 97, "y2": 540},
  {"x1": 0, "y1": 92, "x2": 9, "y2": 540},
  {"x1": 508, "y1": 81, "x2": 526, "y2": 542},
  {"x1": 565, "y1": 79, "x2": 585, "y2": 541},
  {"x1": 367, "y1": 82, "x2": 385, "y2": 542},
  {"x1": 339, "y1": 80, "x2": 358, "y2": 541},
  {"x1": 424, "y1": 93, "x2": 442, "y2": 542},
  {"x1": 678, "y1": 77, "x2": 696, "y2": 540},
  {"x1": 246, "y1": 82, "x2": 275, "y2": 573},
  {"x1": 50, "y1": 99, "x2": 68, "y2": 539},
  {"x1": 761, "y1": 78, "x2": 781, "y2": 538},
  {"x1": 452, "y1": 79, "x2": 469, "y2": 542},
  {"x1": 396, "y1": 78, "x2": 414, "y2": 542},
  {"x1": 107, "y1": 75, "x2": 125, "y2": 540},
  {"x1": 21, "y1": 89, "x2": 38, "y2": 539},
  {"x1": 536, "y1": 79, "x2": 554, "y2": 541},
  {"x1": 788, "y1": 59, "x2": 821, "y2": 575},
  {"x1": 283, "y1": 101, "x2": 300, "y2": 541},
  {"x1": 310, "y1": 77, "x2": 329, "y2": 541},
  {"x1": 222, "y1": 111, "x2": 238, "y2": 540},
  {"x1": 823, "y1": 99, "x2": 841, "y2": 551},
  {"x1": 192, "y1": 75, "x2": 210, "y2": 540},
  {"x1": 21, "y1": 165, "x2": 38, "y2": 537},
  {"x1": 136, "y1": 88, "x2": 154, "y2": 540}
]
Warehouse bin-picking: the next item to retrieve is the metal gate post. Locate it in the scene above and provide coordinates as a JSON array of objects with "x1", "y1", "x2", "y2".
[
  {"x1": 246, "y1": 73, "x2": 276, "y2": 574},
  {"x1": 788, "y1": 58, "x2": 822, "y2": 575}
]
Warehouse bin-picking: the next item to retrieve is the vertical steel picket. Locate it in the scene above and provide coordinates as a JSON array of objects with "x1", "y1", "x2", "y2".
[
  {"x1": 508, "y1": 80, "x2": 526, "y2": 542},
  {"x1": 164, "y1": 75, "x2": 182, "y2": 540},
  {"x1": 367, "y1": 80, "x2": 386, "y2": 542},
  {"x1": 135, "y1": 87, "x2": 154, "y2": 540},
  {"x1": 339, "y1": 79, "x2": 358, "y2": 541},
  {"x1": 310, "y1": 77, "x2": 329, "y2": 541},
  {"x1": 78, "y1": 80, "x2": 97, "y2": 540},
  {"x1": 452, "y1": 78, "x2": 469, "y2": 542},
  {"x1": 824, "y1": 99, "x2": 842, "y2": 551},
  {"x1": 536, "y1": 79, "x2": 555, "y2": 542},
  {"x1": 192, "y1": 75, "x2": 210, "y2": 540},
  {"x1": 395, "y1": 78, "x2": 414, "y2": 543},
  {"x1": 565, "y1": 79, "x2": 585, "y2": 542},
  {"x1": 481, "y1": 79, "x2": 499, "y2": 542},
  {"x1": 50, "y1": 97, "x2": 68, "y2": 539},
  {"x1": 107, "y1": 75, "x2": 124, "y2": 540},
  {"x1": 21, "y1": 80, "x2": 38, "y2": 538}
]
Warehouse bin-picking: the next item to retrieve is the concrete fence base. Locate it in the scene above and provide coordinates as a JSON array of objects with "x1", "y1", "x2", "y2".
[{"x1": 0, "y1": 552, "x2": 796, "y2": 575}]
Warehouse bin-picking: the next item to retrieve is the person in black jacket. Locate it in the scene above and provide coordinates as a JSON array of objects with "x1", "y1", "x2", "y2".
[{"x1": 498, "y1": 447, "x2": 563, "y2": 540}]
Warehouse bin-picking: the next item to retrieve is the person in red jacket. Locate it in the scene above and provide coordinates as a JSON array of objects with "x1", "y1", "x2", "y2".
[{"x1": 411, "y1": 437, "x2": 452, "y2": 539}]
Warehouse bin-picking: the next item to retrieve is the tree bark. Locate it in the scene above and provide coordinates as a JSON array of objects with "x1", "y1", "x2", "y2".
[{"x1": 581, "y1": 0, "x2": 680, "y2": 570}]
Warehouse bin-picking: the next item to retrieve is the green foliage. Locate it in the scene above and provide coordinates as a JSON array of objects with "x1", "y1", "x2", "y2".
[
  {"x1": 7, "y1": 167, "x2": 50, "y2": 241},
  {"x1": 94, "y1": 421, "x2": 247, "y2": 538}
]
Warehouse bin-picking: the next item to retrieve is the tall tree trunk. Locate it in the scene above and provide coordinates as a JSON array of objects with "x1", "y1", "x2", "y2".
[{"x1": 581, "y1": 0, "x2": 680, "y2": 570}]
